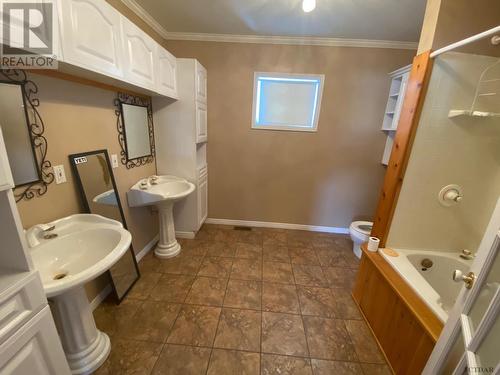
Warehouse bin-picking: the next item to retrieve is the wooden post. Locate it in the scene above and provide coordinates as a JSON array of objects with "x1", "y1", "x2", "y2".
[{"x1": 371, "y1": 51, "x2": 433, "y2": 246}]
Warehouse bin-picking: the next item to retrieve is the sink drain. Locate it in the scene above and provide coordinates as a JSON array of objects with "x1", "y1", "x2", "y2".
[{"x1": 53, "y1": 272, "x2": 68, "y2": 280}]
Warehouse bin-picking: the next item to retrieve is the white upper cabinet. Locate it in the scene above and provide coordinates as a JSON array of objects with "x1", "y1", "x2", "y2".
[
  {"x1": 157, "y1": 46, "x2": 178, "y2": 98},
  {"x1": 121, "y1": 16, "x2": 157, "y2": 90},
  {"x1": 195, "y1": 61, "x2": 207, "y2": 104},
  {"x1": 59, "y1": 0, "x2": 124, "y2": 78}
]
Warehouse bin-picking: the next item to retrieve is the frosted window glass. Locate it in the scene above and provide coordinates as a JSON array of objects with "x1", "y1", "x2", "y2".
[{"x1": 253, "y1": 74, "x2": 323, "y2": 132}]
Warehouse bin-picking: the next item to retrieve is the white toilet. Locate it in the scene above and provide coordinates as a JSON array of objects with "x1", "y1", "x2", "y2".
[{"x1": 349, "y1": 221, "x2": 373, "y2": 259}]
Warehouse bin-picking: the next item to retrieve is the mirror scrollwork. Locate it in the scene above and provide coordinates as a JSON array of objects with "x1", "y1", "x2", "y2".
[
  {"x1": 0, "y1": 69, "x2": 54, "y2": 202},
  {"x1": 114, "y1": 92, "x2": 155, "y2": 169}
]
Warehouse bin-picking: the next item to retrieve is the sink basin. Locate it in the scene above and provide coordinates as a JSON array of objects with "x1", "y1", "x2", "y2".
[
  {"x1": 28, "y1": 214, "x2": 131, "y2": 297},
  {"x1": 127, "y1": 175, "x2": 196, "y2": 259},
  {"x1": 127, "y1": 175, "x2": 195, "y2": 207},
  {"x1": 92, "y1": 189, "x2": 118, "y2": 206},
  {"x1": 26, "y1": 214, "x2": 132, "y2": 375}
]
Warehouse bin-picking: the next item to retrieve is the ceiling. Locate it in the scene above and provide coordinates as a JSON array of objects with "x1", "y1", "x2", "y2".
[{"x1": 133, "y1": 0, "x2": 427, "y2": 43}]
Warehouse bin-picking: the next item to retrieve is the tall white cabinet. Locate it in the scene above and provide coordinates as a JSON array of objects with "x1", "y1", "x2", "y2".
[
  {"x1": 381, "y1": 65, "x2": 411, "y2": 165},
  {"x1": 0, "y1": 129, "x2": 70, "y2": 374},
  {"x1": 154, "y1": 59, "x2": 208, "y2": 237}
]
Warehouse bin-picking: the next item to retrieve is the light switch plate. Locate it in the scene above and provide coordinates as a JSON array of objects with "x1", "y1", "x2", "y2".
[
  {"x1": 111, "y1": 154, "x2": 118, "y2": 168},
  {"x1": 53, "y1": 165, "x2": 67, "y2": 184}
]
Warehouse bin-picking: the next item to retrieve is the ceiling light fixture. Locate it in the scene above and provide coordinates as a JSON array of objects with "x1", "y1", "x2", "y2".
[{"x1": 302, "y1": 0, "x2": 316, "y2": 12}]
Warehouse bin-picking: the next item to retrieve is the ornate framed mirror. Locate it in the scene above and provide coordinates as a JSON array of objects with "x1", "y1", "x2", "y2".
[
  {"x1": 0, "y1": 69, "x2": 54, "y2": 201},
  {"x1": 69, "y1": 149, "x2": 140, "y2": 302},
  {"x1": 114, "y1": 93, "x2": 155, "y2": 169}
]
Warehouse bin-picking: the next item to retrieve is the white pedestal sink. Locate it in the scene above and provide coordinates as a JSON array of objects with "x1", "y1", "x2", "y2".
[
  {"x1": 127, "y1": 175, "x2": 195, "y2": 258},
  {"x1": 26, "y1": 214, "x2": 132, "y2": 375}
]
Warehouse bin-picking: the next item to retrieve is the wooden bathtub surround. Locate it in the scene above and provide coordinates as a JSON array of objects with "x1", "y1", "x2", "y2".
[
  {"x1": 371, "y1": 51, "x2": 433, "y2": 247},
  {"x1": 353, "y1": 244, "x2": 443, "y2": 374}
]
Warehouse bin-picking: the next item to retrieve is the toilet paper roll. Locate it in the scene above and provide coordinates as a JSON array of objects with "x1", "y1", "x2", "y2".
[{"x1": 367, "y1": 237, "x2": 380, "y2": 252}]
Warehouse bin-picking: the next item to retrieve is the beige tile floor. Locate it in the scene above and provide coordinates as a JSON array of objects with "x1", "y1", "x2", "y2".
[{"x1": 93, "y1": 225, "x2": 391, "y2": 375}]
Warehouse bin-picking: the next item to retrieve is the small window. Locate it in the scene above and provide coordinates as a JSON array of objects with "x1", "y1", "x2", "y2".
[{"x1": 252, "y1": 72, "x2": 324, "y2": 132}]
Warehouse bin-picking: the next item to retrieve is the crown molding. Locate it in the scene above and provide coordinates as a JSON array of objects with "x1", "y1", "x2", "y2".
[
  {"x1": 119, "y1": 0, "x2": 418, "y2": 50},
  {"x1": 119, "y1": 0, "x2": 170, "y2": 40},
  {"x1": 165, "y1": 32, "x2": 417, "y2": 49}
]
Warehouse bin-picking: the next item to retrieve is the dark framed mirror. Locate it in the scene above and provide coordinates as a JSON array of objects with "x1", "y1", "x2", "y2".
[
  {"x1": 0, "y1": 69, "x2": 54, "y2": 201},
  {"x1": 69, "y1": 149, "x2": 140, "y2": 303},
  {"x1": 115, "y1": 93, "x2": 155, "y2": 169}
]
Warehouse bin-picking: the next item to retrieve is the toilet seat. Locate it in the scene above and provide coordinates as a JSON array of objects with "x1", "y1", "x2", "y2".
[{"x1": 350, "y1": 221, "x2": 373, "y2": 236}]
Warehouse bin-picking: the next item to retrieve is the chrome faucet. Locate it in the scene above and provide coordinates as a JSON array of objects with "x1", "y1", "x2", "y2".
[
  {"x1": 26, "y1": 224, "x2": 56, "y2": 248},
  {"x1": 459, "y1": 249, "x2": 474, "y2": 260}
]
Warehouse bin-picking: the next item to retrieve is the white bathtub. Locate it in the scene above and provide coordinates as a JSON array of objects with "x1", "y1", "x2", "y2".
[{"x1": 379, "y1": 248, "x2": 472, "y2": 322}]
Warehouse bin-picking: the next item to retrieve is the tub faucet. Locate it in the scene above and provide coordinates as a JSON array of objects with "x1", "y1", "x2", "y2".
[
  {"x1": 149, "y1": 175, "x2": 159, "y2": 185},
  {"x1": 26, "y1": 224, "x2": 56, "y2": 248},
  {"x1": 459, "y1": 249, "x2": 474, "y2": 260}
]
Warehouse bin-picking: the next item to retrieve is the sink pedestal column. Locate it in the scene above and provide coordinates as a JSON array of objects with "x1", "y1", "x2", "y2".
[
  {"x1": 156, "y1": 201, "x2": 181, "y2": 258},
  {"x1": 49, "y1": 286, "x2": 110, "y2": 374}
]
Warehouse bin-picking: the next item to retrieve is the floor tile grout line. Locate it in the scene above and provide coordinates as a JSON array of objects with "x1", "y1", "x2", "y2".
[
  {"x1": 152, "y1": 339, "x2": 379, "y2": 363},
  {"x1": 295, "y1": 275, "x2": 314, "y2": 372},
  {"x1": 162, "y1": 265, "x2": 198, "y2": 347},
  {"x1": 259, "y1": 242, "x2": 264, "y2": 375},
  {"x1": 205, "y1": 256, "x2": 232, "y2": 375}
]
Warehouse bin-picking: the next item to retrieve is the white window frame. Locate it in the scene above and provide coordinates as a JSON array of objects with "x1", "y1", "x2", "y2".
[{"x1": 251, "y1": 72, "x2": 325, "y2": 132}]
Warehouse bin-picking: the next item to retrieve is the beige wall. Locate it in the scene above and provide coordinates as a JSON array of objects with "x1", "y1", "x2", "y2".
[
  {"x1": 417, "y1": 0, "x2": 500, "y2": 54},
  {"x1": 15, "y1": 75, "x2": 158, "y2": 300},
  {"x1": 387, "y1": 52, "x2": 500, "y2": 251},
  {"x1": 165, "y1": 41, "x2": 414, "y2": 228}
]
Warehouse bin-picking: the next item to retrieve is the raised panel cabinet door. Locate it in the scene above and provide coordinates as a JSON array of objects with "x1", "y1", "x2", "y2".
[
  {"x1": 121, "y1": 16, "x2": 157, "y2": 90},
  {"x1": 0, "y1": 306, "x2": 70, "y2": 375},
  {"x1": 157, "y1": 46, "x2": 178, "y2": 98},
  {"x1": 195, "y1": 62, "x2": 207, "y2": 104},
  {"x1": 195, "y1": 102, "x2": 207, "y2": 143},
  {"x1": 197, "y1": 176, "x2": 208, "y2": 228},
  {"x1": 59, "y1": 0, "x2": 123, "y2": 78}
]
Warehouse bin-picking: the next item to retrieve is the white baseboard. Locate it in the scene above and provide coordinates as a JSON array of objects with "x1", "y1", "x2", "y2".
[
  {"x1": 176, "y1": 231, "x2": 196, "y2": 239},
  {"x1": 135, "y1": 234, "x2": 159, "y2": 262},
  {"x1": 205, "y1": 218, "x2": 350, "y2": 234},
  {"x1": 90, "y1": 234, "x2": 159, "y2": 311},
  {"x1": 90, "y1": 284, "x2": 113, "y2": 311}
]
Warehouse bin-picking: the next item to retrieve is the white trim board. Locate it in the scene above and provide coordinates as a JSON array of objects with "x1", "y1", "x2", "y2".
[
  {"x1": 90, "y1": 284, "x2": 112, "y2": 311},
  {"x1": 176, "y1": 231, "x2": 196, "y2": 239},
  {"x1": 120, "y1": 0, "x2": 169, "y2": 40},
  {"x1": 90, "y1": 234, "x2": 159, "y2": 311},
  {"x1": 119, "y1": 0, "x2": 417, "y2": 50},
  {"x1": 135, "y1": 234, "x2": 159, "y2": 262},
  {"x1": 205, "y1": 218, "x2": 350, "y2": 234},
  {"x1": 165, "y1": 32, "x2": 418, "y2": 50}
]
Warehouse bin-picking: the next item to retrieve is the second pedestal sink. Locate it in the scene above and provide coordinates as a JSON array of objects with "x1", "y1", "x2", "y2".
[
  {"x1": 127, "y1": 175, "x2": 195, "y2": 258},
  {"x1": 27, "y1": 214, "x2": 132, "y2": 375}
]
